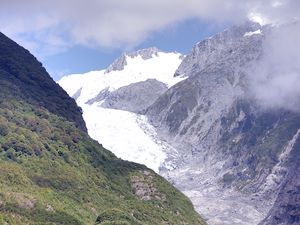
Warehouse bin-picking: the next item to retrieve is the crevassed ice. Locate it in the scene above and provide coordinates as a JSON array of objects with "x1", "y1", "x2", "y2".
[{"x1": 82, "y1": 105, "x2": 167, "y2": 172}]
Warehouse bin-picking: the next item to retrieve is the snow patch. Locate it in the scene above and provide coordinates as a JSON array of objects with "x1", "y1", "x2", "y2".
[{"x1": 244, "y1": 29, "x2": 262, "y2": 37}]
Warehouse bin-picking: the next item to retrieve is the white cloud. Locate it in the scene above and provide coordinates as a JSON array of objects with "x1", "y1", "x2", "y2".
[
  {"x1": 250, "y1": 21, "x2": 300, "y2": 112},
  {"x1": 0, "y1": 0, "x2": 290, "y2": 54},
  {"x1": 1, "y1": 0, "x2": 299, "y2": 110}
]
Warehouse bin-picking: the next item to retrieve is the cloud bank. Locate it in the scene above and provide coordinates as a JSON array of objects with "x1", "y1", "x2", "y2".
[
  {"x1": 240, "y1": 0, "x2": 300, "y2": 112},
  {"x1": 250, "y1": 21, "x2": 300, "y2": 112},
  {"x1": 0, "y1": 0, "x2": 294, "y2": 55}
]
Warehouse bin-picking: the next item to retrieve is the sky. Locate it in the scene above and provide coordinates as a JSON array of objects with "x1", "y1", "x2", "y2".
[
  {"x1": 1, "y1": 0, "x2": 300, "y2": 113},
  {"x1": 42, "y1": 19, "x2": 228, "y2": 80},
  {"x1": 0, "y1": 0, "x2": 287, "y2": 81}
]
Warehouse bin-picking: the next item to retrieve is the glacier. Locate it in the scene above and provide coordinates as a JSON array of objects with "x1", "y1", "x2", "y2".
[{"x1": 58, "y1": 48, "x2": 184, "y2": 172}]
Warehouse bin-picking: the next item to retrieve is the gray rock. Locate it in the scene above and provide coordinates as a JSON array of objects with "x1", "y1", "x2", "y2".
[
  {"x1": 147, "y1": 21, "x2": 263, "y2": 141},
  {"x1": 174, "y1": 21, "x2": 262, "y2": 77},
  {"x1": 72, "y1": 87, "x2": 82, "y2": 101},
  {"x1": 146, "y1": 21, "x2": 300, "y2": 224},
  {"x1": 86, "y1": 88, "x2": 111, "y2": 104},
  {"x1": 87, "y1": 79, "x2": 167, "y2": 113},
  {"x1": 105, "y1": 47, "x2": 161, "y2": 73},
  {"x1": 259, "y1": 136, "x2": 300, "y2": 225}
]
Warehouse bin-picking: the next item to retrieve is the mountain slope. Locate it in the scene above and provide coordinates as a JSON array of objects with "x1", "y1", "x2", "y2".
[
  {"x1": 0, "y1": 33, "x2": 87, "y2": 132},
  {"x1": 145, "y1": 22, "x2": 269, "y2": 224},
  {"x1": 0, "y1": 32, "x2": 205, "y2": 225},
  {"x1": 146, "y1": 22, "x2": 300, "y2": 225},
  {"x1": 259, "y1": 151, "x2": 300, "y2": 225}
]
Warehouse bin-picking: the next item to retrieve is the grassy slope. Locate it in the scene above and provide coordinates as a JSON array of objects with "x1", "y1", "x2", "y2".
[
  {"x1": 0, "y1": 84, "x2": 205, "y2": 225},
  {"x1": 0, "y1": 32, "x2": 205, "y2": 225}
]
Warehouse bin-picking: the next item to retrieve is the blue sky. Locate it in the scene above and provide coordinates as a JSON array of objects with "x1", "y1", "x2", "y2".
[{"x1": 43, "y1": 19, "x2": 228, "y2": 80}]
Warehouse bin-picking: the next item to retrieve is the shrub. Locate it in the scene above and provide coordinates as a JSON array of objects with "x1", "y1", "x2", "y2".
[{"x1": 0, "y1": 123, "x2": 9, "y2": 136}]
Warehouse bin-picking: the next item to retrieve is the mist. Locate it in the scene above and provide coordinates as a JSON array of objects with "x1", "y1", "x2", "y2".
[{"x1": 249, "y1": 5, "x2": 300, "y2": 112}]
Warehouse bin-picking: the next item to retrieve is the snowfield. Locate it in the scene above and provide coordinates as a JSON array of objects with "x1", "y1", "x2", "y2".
[{"x1": 58, "y1": 51, "x2": 184, "y2": 105}]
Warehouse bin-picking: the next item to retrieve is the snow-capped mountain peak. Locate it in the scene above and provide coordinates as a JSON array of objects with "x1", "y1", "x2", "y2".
[
  {"x1": 59, "y1": 48, "x2": 185, "y2": 105},
  {"x1": 105, "y1": 47, "x2": 170, "y2": 73}
]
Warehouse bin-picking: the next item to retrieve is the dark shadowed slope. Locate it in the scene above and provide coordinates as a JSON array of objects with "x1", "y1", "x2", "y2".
[{"x1": 0, "y1": 32, "x2": 87, "y2": 132}]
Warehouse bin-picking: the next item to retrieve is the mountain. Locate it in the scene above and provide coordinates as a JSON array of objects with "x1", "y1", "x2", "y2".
[
  {"x1": 0, "y1": 32, "x2": 205, "y2": 225},
  {"x1": 259, "y1": 155, "x2": 300, "y2": 225},
  {"x1": 146, "y1": 22, "x2": 300, "y2": 225},
  {"x1": 59, "y1": 21, "x2": 300, "y2": 225},
  {"x1": 58, "y1": 48, "x2": 185, "y2": 172},
  {"x1": 0, "y1": 34, "x2": 87, "y2": 133}
]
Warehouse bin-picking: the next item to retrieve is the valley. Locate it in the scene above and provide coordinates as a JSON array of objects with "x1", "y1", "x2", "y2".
[{"x1": 59, "y1": 21, "x2": 300, "y2": 225}]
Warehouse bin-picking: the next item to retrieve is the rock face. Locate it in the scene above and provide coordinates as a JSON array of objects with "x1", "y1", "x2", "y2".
[
  {"x1": 147, "y1": 22, "x2": 263, "y2": 138},
  {"x1": 130, "y1": 170, "x2": 166, "y2": 201},
  {"x1": 87, "y1": 79, "x2": 167, "y2": 113},
  {"x1": 174, "y1": 22, "x2": 261, "y2": 78},
  {"x1": 259, "y1": 137, "x2": 300, "y2": 225},
  {"x1": 146, "y1": 22, "x2": 300, "y2": 225},
  {"x1": 105, "y1": 47, "x2": 160, "y2": 73}
]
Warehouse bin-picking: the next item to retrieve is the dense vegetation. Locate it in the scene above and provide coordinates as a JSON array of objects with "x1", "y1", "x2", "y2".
[
  {"x1": 0, "y1": 32, "x2": 205, "y2": 224},
  {"x1": 0, "y1": 32, "x2": 86, "y2": 132}
]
